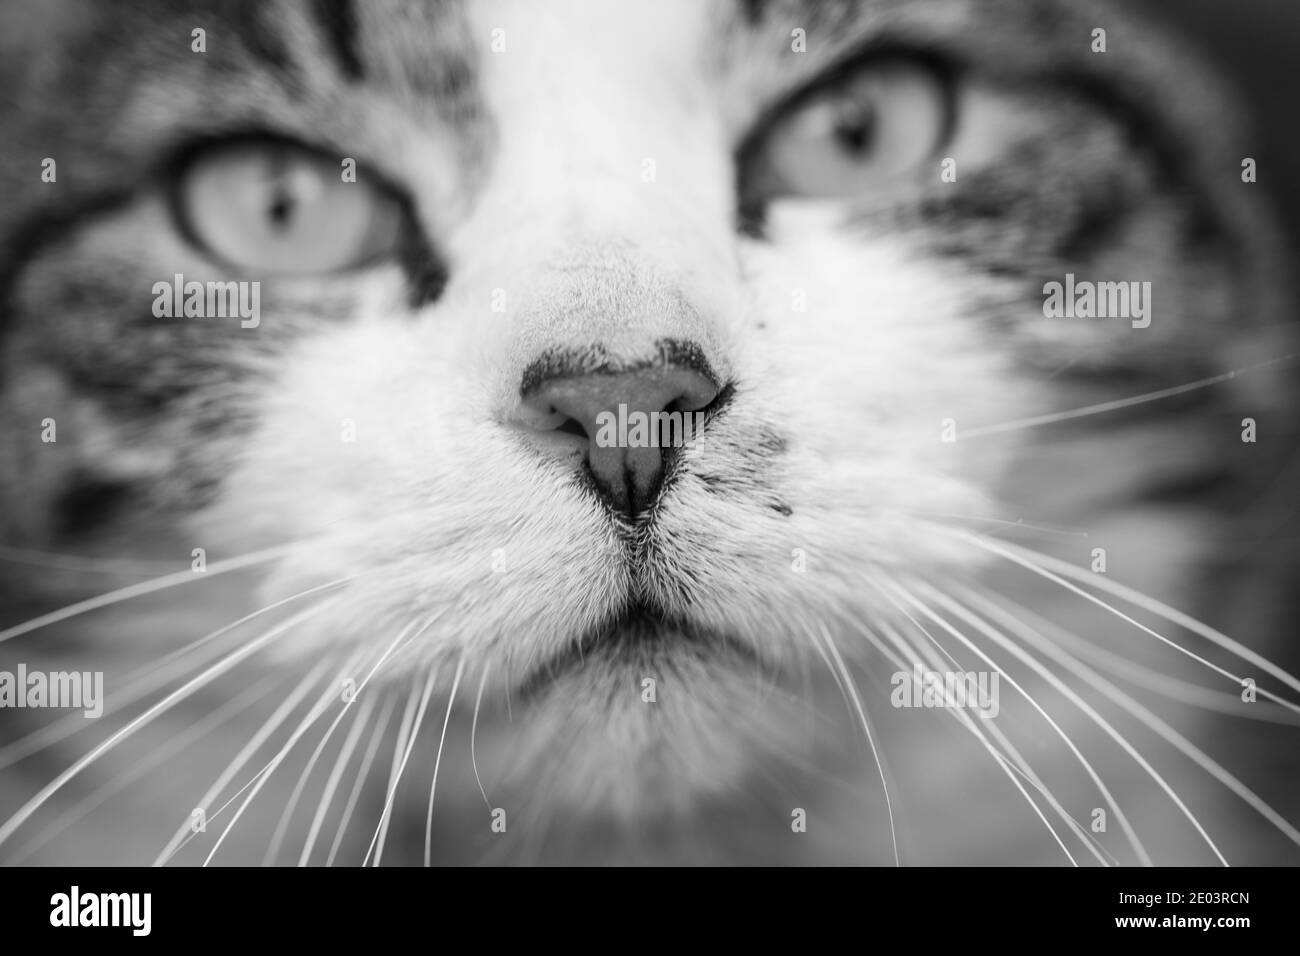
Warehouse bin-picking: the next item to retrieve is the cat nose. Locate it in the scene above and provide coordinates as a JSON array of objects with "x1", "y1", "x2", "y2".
[{"x1": 519, "y1": 341, "x2": 720, "y2": 518}]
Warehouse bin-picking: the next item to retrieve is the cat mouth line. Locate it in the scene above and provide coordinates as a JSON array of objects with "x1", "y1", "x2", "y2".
[{"x1": 514, "y1": 603, "x2": 759, "y2": 701}]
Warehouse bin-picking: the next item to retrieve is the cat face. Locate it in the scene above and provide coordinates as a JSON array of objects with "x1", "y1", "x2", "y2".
[{"x1": 1, "y1": 0, "x2": 1296, "y2": 863}]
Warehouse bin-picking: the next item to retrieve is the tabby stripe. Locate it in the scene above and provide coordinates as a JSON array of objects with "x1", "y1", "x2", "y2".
[{"x1": 309, "y1": 0, "x2": 365, "y2": 81}]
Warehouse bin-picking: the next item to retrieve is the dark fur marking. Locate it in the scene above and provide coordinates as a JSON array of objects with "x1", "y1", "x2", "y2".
[{"x1": 309, "y1": 0, "x2": 365, "y2": 81}]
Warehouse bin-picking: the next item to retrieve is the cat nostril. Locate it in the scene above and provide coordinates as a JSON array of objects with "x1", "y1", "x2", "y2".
[
  {"x1": 519, "y1": 341, "x2": 721, "y2": 519},
  {"x1": 555, "y1": 416, "x2": 588, "y2": 439}
]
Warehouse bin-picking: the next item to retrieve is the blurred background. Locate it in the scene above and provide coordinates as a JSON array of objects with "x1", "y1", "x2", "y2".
[{"x1": 1137, "y1": 0, "x2": 1300, "y2": 251}]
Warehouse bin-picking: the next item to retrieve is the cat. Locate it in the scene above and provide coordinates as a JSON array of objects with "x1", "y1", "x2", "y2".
[{"x1": 0, "y1": 0, "x2": 1297, "y2": 866}]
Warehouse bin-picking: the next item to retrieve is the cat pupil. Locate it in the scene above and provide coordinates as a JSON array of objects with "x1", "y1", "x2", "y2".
[
  {"x1": 833, "y1": 98, "x2": 875, "y2": 156},
  {"x1": 266, "y1": 185, "x2": 295, "y2": 230},
  {"x1": 263, "y1": 160, "x2": 304, "y2": 231}
]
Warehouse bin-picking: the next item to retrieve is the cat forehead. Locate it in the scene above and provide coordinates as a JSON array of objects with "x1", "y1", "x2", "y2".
[
  {"x1": 0, "y1": 0, "x2": 1196, "y2": 125},
  {"x1": 0, "y1": 0, "x2": 1240, "y2": 236},
  {"x1": 0, "y1": 0, "x2": 1137, "y2": 95}
]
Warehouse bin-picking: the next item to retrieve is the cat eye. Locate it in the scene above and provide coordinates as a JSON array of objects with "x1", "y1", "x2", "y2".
[
  {"x1": 741, "y1": 56, "x2": 952, "y2": 202},
  {"x1": 174, "y1": 140, "x2": 406, "y2": 274}
]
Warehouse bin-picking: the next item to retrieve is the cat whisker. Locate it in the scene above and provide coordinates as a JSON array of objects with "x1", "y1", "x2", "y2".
[
  {"x1": 361, "y1": 677, "x2": 424, "y2": 867},
  {"x1": 1029, "y1": 614, "x2": 1300, "y2": 724},
  {"x1": 470, "y1": 662, "x2": 494, "y2": 813},
  {"x1": 0, "y1": 577, "x2": 351, "y2": 771},
  {"x1": 981, "y1": 743, "x2": 1080, "y2": 865},
  {"x1": 298, "y1": 693, "x2": 376, "y2": 867},
  {"x1": 4, "y1": 675, "x2": 281, "y2": 866},
  {"x1": 0, "y1": 545, "x2": 189, "y2": 576},
  {"x1": 365, "y1": 668, "x2": 438, "y2": 867},
  {"x1": 804, "y1": 622, "x2": 859, "y2": 727},
  {"x1": 256, "y1": 656, "x2": 373, "y2": 867},
  {"x1": 886, "y1": 578, "x2": 1152, "y2": 865},
  {"x1": 805, "y1": 622, "x2": 900, "y2": 867},
  {"x1": 863, "y1": 610, "x2": 1085, "y2": 865},
  {"x1": 0, "y1": 596, "x2": 338, "y2": 853},
  {"x1": 153, "y1": 656, "x2": 337, "y2": 866},
  {"x1": 424, "y1": 658, "x2": 465, "y2": 867},
  {"x1": 876, "y1": 608, "x2": 1044, "y2": 794},
  {"x1": 952, "y1": 531, "x2": 1300, "y2": 711},
  {"x1": 265, "y1": 615, "x2": 446, "y2": 865},
  {"x1": 991, "y1": 759, "x2": 1123, "y2": 866},
  {"x1": 905, "y1": 511, "x2": 1090, "y2": 539},
  {"x1": 869, "y1": 591, "x2": 1114, "y2": 865},
  {"x1": 0, "y1": 541, "x2": 304, "y2": 643},
  {"x1": 956, "y1": 352, "x2": 1300, "y2": 440},
  {"x1": 325, "y1": 694, "x2": 396, "y2": 867},
  {"x1": 873, "y1": 611, "x2": 1054, "y2": 808},
  {"x1": 201, "y1": 656, "x2": 362, "y2": 867},
  {"x1": 961, "y1": 586, "x2": 1300, "y2": 855}
]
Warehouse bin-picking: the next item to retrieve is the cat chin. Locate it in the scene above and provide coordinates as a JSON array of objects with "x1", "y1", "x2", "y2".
[{"x1": 489, "y1": 631, "x2": 808, "y2": 820}]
